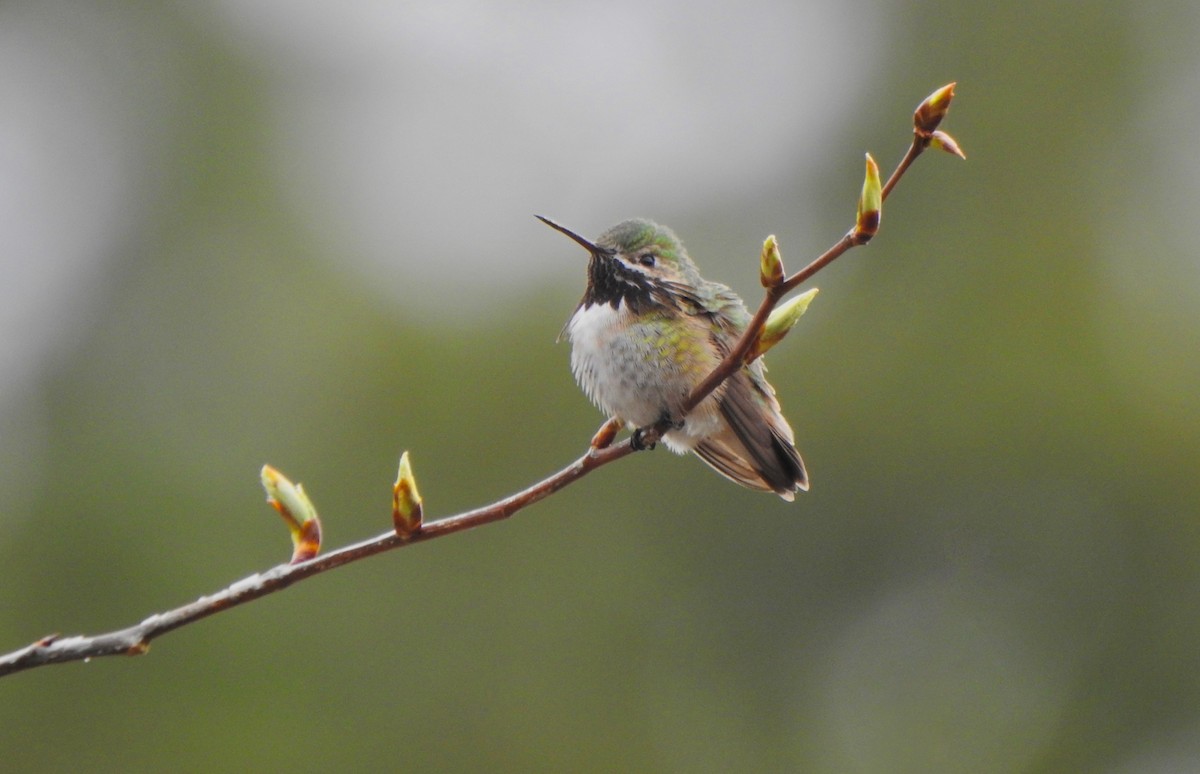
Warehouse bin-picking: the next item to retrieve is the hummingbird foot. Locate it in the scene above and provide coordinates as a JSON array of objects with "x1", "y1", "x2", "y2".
[
  {"x1": 630, "y1": 411, "x2": 682, "y2": 451},
  {"x1": 630, "y1": 427, "x2": 658, "y2": 451}
]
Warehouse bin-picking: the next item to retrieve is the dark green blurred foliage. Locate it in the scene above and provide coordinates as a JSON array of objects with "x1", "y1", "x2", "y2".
[{"x1": 3, "y1": 1, "x2": 1199, "y2": 772}]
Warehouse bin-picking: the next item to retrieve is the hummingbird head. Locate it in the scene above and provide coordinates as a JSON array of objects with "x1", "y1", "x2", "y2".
[{"x1": 537, "y1": 215, "x2": 702, "y2": 313}]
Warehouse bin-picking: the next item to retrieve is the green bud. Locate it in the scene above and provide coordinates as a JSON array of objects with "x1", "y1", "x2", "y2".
[
  {"x1": 750, "y1": 288, "x2": 819, "y2": 359},
  {"x1": 855, "y1": 153, "x2": 882, "y2": 242},
  {"x1": 759, "y1": 234, "x2": 785, "y2": 288},
  {"x1": 392, "y1": 451, "x2": 424, "y2": 535},
  {"x1": 914, "y1": 82, "x2": 957, "y2": 135},
  {"x1": 261, "y1": 465, "x2": 322, "y2": 563},
  {"x1": 930, "y1": 130, "x2": 967, "y2": 159}
]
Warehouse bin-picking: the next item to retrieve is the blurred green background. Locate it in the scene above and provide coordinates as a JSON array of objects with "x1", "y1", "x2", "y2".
[{"x1": 2, "y1": 1, "x2": 1198, "y2": 771}]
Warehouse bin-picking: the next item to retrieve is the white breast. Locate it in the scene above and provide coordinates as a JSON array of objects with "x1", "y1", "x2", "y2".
[
  {"x1": 566, "y1": 303, "x2": 649, "y2": 421},
  {"x1": 565, "y1": 301, "x2": 721, "y2": 452}
]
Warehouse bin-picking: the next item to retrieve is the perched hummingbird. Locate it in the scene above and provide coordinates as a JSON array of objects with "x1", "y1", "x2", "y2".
[{"x1": 539, "y1": 216, "x2": 809, "y2": 500}]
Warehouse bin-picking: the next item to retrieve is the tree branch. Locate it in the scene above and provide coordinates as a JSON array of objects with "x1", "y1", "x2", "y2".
[
  {"x1": 0, "y1": 443, "x2": 633, "y2": 676},
  {"x1": 0, "y1": 83, "x2": 961, "y2": 679}
]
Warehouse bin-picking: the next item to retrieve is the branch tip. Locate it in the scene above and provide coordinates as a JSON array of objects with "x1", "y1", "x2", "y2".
[{"x1": 914, "y1": 82, "x2": 956, "y2": 136}]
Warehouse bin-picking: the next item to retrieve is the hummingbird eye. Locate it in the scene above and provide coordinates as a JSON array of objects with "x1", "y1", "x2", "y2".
[{"x1": 637, "y1": 253, "x2": 656, "y2": 267}]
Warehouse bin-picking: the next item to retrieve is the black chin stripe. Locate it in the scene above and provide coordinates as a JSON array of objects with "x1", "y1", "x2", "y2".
[{"x1": 584, "y1": 254, "x2": 657, "y2": 313}]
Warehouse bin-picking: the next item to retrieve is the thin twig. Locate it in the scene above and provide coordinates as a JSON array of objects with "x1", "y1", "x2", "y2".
[
  {"x1": 0, "y1": 442, "x2": 634, "y2": 677},
  {"x1": 881, "y1": 141, "x2": 925, "y2": 201},
  {"x1": 0, "y1": 84, "x2": 959, "y2": 678},
  {"x1": 659, "y1": 89, "x2": 952, "y2": 437}
]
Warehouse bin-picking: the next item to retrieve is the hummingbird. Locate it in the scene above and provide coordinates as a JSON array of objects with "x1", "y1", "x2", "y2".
[{"x1": 538, "y1": 215, "x2": 809, "y2": 500}]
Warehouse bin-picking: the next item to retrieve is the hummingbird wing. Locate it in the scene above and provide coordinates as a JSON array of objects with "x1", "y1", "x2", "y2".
[
  {"x1": 557, "y1": 297, "x2": 586, "y2": 344},
  {"x1": 692, "y1": 283, "x2": 809, "y2": 500}
]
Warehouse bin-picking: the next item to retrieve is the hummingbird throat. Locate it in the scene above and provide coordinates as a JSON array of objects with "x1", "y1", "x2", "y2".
[{"x1": 584, "y1": 253, "x2": 676, "y2": 315}]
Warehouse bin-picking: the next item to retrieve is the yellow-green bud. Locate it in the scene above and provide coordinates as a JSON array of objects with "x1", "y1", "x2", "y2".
[
  {"x1": 914, "y1": 82, "x2": 956, "y2": 135},
  {"x1": 855, "y1": 153, "x2": 882, "y2": 243},
  {"x1": 393, "y1": 451, "x2": 424, "y2": 535},
  {"x1": 260, "y1": 464, "x2": 322, "y2": 563},
  {"x1": 760, "y1": 234, "x2": 785, "y2": 288},
  {"x1": 750, "y1": 288, "x2": 819, "y2": 359},
  {"x1": 930, "y1": 130, "x2": 967, "y2": 159}
]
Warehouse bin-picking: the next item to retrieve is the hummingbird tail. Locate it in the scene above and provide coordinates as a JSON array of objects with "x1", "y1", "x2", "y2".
[{"x1": 695, "y1": 435, "x2": 784, "y2": 497}]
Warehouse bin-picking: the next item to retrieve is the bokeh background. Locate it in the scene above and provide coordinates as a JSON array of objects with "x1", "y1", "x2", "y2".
[{"x1": 2, "y1": 1, "x2": 1198, "y2": 771}]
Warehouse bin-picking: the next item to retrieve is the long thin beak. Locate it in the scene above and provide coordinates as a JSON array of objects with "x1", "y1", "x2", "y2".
[{"x1": 535, "y1": 215, "x2": 603, "y2": 254}]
